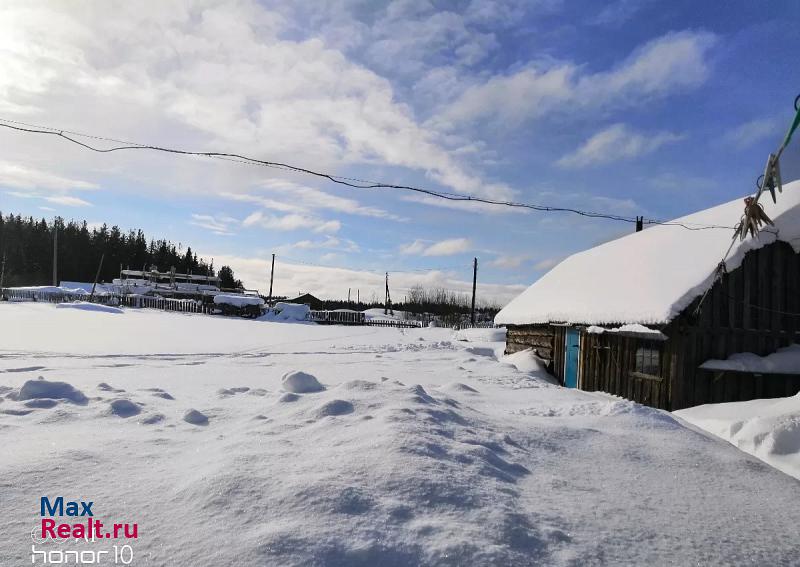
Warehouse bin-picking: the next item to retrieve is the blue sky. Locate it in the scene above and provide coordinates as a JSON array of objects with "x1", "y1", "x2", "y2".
[{"x1": 1, "y1": 0, "x2": 799, "y2": 303}]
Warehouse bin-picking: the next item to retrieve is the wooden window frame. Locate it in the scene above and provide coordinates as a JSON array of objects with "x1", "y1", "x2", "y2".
[{"x1": 631, "y1": 343, "x2": 662, "y2": 381}]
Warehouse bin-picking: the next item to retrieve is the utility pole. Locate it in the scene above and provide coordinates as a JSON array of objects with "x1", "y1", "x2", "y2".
[
  {"x1": 348, "y1": 288, "x2": 351, "y2": 303},
  {"x1": 52, "y1": 224, "x2": 58, "y2": 287},
  {"x1": 471, "y1": 257, "x2": 478, "y2": 325},
  {"x1": 357, "y1": 289, "x2": 359, "y2": 305},
  {"x1": 384, "y1": 272, "x2": 393, "y2": 315},
  {"x1": 89, "y1": 253, "x2": 105, "y2": 302},
  {"x1": 268, "y1": 253, "x2": 275, "y2": 304},
  {"x1": 0, "y1": 251, "x2": 6, "y2": 299},
  {"x1": 635, "y1": 216, "x2": 643, "y2": 232}
]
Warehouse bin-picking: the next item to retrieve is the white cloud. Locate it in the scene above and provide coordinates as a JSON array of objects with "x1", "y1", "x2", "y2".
[
  {"x1": 723, "y1": 118, "x2": 779, "y2": 150},
  {"x1": 44, "y1": 195, "x2": 92, "y2": 207},
  {"x1": 0, "y1": 162, "x2": 98, "y2": 192},
  {"x1": 424, "y1": 238, "x2": 472, "y2": 256},
  {"x1": 0, "y1": 1, "x2": 513, "y2": 200},
  {"x1": 590, "y1": 0, "x2": 651, "y2": 26},
  {"x1": 438, "y1": 30, "x2": 716, "y2": 128},
  {"x1": 290, "y1": 236, "x2": 359, "y2": 253},
  {"x1": 242, "y1": 211, "x2": 341, "y2": 234},
  {"x1": 401, "y1": 238, "x2": 472, "y2": 257},
  {"x1": 208, "y1": 254, "x2": 526, "y2": 305},
  {"x1": 401, "y1": 194, "x2": 529, "y2": 215},
  {"x1": 189, "y1": 213, "x2": 236, "y2": 236},
  {"x1": 557, "y1": 123, "x2": 683, "y2": 168},
  {"x1": 256, "y1": 180, "x2": 404, "y2": 220},
  {"x1": 399, "y1": 240, "x2": 428, "y2": 255},
  {"x1": 489, "y1": 255, "x2": 528, "y2": 269}
]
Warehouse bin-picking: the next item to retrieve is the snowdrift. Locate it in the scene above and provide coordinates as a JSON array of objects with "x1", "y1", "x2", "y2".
[
  {"x1": 1, "y1": 304, "x2": 800, "y2": 565},
  {"x1": 259, "y1": 302, "x2": 311, "y2": 323},
  {"x1": 677, "y1": 393, "x2": 800, "y2": 480},
  {"x1": 55, "y1": 301, "x2": 124, "y2": 314}
]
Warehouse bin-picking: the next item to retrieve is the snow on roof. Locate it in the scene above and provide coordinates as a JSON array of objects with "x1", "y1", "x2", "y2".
[
  {"x1": 496, "y1": 180, "x2": 800, "y2": 326},
  {"x1": 699, "y1": 344, "x2": 800, "y2": 374}
]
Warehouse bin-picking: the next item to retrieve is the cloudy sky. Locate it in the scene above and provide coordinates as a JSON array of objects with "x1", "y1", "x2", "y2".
[{"x1": 1, "y1": 0, "x2": 799, "y2": 304}]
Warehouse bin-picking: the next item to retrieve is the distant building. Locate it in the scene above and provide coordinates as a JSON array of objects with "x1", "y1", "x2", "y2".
[
  {"x1": 496, "y1": 183, "x2": 800, "y2": 410},
  {"x1": 113, "y1": 268, "x2": 221, "y2": 298},
  {"x1": 287, "y1": 293, "x2": 324, "y2": 310}
]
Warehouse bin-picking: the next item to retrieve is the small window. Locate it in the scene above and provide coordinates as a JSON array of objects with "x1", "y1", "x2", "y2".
[{"x1": 634, "y1": 346, "x2": 660, "y2": 376}]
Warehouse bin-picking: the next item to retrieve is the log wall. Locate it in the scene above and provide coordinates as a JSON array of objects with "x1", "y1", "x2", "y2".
[{"x1": 504, "y1": 241, "x2": 800, "y2": 409}]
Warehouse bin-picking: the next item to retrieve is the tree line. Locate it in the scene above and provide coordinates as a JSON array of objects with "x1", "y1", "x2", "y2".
[{"x1": 0, "y1": 212, "x2": 242, "y2": 288}]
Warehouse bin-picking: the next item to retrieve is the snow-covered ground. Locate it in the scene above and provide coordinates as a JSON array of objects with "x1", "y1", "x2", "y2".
[
  {"x1": 1, "y1": 303, "x2": 799, "y2": 565},
  {"x1": 677, "y1": 393, "x2": 800, "y2": 481}
]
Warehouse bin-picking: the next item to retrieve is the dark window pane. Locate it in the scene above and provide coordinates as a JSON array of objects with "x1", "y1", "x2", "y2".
[{"x1": 635, "y1": 346, "x2": 660, "y2": 377}]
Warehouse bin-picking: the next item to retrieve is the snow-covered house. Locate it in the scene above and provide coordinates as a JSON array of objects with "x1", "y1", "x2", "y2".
[{"x1": 495, "y1": 181, "x2": 800, "y2": 410}]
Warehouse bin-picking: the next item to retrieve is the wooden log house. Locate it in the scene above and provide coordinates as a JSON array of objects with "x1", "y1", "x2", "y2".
[{"x1": 495, "y1": 184, "x2": 800, "y2": 410}]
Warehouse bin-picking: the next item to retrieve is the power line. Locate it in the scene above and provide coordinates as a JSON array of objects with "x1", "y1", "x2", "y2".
[{"x1": 0, "y1": 118, "x2": 736, "y2": 232}]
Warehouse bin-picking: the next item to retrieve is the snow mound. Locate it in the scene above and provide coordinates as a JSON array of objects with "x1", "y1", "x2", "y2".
[
  {"x1": 183, "y1": 409, "x2": 209, "y2": 426},
  {"x1": 55, "y1": 302, "x2": 123, "y2": 314},
  {"x1": 141, "y1": 413, "x2": 166, "y2": 425},
  {"x1": 97, "y1": 382, "x2": 124, "y2": 393},
  {"x1": 109, "y1": 399, "x2": 142, "y2": 418},
  {"x1": 502, "y1": 349, "x2": 552, "y2": 376},
  {"x1": 465, "y1": 346, "x2": 496, "y2": 358},
  {"x1": 24, "y1": 399, "x2": 59, "y2": 409},
  {"x1": 18, "y1": 379, "x2": 88, "y2": 405},
  {"x1": 338, "y1": 379, "x2": 377, "y2": 391},
  {"x1": 453, "y1": 327, "x2": 506, "y2": 343},
  {"x1": 439, "y1": 382, "x2": 479, "y2": 394},
  {"x1": 700, "y1": 344, "x2": 800, "y2": 374},
  {"x1": 677, "y1": 393, "x2": 800, "y2": 480},
  {"x1": 282, "y1": 370, "x2": 325, "y2": 393},
  {"x1": 260, "y1": 302, "x2": 310, "y2": 322},
  {"x1": 362, "y1": 308, "x2": 402, "y2": 321},
  {"x1": 312, "y1": 399, "x2": 355, "y2": 418},
  {"x1": 278, "y1": 392, "x2": 300, "y2": 403}
]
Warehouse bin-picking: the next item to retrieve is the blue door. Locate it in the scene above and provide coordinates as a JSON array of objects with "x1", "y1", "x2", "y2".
[{"x1": 564, "y1": 328, "x2": 580, "y2": 388}]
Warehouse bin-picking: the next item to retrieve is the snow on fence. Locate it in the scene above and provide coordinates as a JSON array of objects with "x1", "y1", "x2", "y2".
[
  {"x1": 1, "y1": 288, "x2": 107, "y2": 304},
  {"x1": 1, "y1": 288, "x2": 213, "y2": 315},
  {"x1": 365, "y1": 319, "x2": 423, "y2": 328},
  {"x1": 120, "y1": 295, "x2": 211, "y2": 314},
  {"x1": 452, "y1": 321, "x2": 500, "y2": 330},
  {"x1": 307, "y1": 310, "x2": 423, "y2": 327}
]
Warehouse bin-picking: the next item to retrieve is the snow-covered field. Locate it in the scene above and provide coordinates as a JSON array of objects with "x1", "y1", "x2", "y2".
[
  {"x1": 1, "y1": 303, "x2": 799, "y2": 566},
  {"x1": 677, "y1": 394, "x2": 800, "y2": 482}
]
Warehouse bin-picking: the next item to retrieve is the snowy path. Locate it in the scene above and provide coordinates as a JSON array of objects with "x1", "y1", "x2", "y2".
[{"x1": 1, "y1": 304, "x2": 799, "y2": 566}]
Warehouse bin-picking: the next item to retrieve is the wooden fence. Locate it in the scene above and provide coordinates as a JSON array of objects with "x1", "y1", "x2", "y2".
[
  {"x1": 0, "y1": 288, "x2": 117, "y2": 305},
  {"x1": 309, "y1": 310, "x2": 366, "y2": 325},
  {"x1": 1, "y1": 288, "x2": 212, "y2": 315},
  {"x1": 366, "y1": 319, "x2": 423, "y2": 328},
  {"x1": 119, "y1": 295, "x2": 212, "y2": 314}
]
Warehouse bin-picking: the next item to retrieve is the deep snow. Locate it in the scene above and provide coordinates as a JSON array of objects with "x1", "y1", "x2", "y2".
[
  {"x1": 1, "y1": 303, "x2": 799, "y2": 566},
  {"x1": 699, "y1": 343, "x2": 800, "y2": 374},
  {"x1": 676, "y1": 393, "x2": 800, "y2": 481}
]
